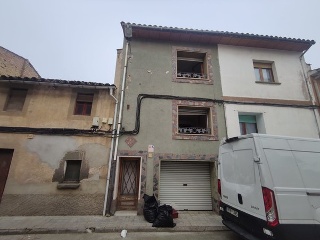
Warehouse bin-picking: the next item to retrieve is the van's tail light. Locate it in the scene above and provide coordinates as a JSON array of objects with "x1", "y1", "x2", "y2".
[
  {"x1": 218, "y1": 179, "x2": 221, "y2": 196},
  {"x1": 262, "y1": 187, "x2": 279, "y2": 227}
]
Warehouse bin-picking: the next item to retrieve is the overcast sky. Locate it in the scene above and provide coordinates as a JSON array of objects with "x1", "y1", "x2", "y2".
[{"x1": 1, "y1": 0, "x2": 319, "y2": 84}]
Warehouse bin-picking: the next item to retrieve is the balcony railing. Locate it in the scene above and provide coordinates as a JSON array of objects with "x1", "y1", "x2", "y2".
[
  {"x1": 178, "y1": 127, "x2": 211, "y2": 134},
  {"x1": 177, "y1": 72, "x2": 207, "y2": 79}
]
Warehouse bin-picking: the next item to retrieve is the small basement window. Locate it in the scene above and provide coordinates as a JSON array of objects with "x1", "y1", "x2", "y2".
[
  {"x1": 64, "y1": 160, "x2": 82, "y2": 182},
  {"x1": 178, "y1": 106, "x2": 211, "y2": 134},
  {"x1": 177, "y1": 51, "x2": 207, "y2": 79}
]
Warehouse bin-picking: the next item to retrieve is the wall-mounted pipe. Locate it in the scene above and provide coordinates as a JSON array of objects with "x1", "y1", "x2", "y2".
[
  {"x1": 110, "y1": 40, "x2": 130, "y2": 208},
  {"x1": 103, "y1": 87, "x2": 118, "y2": 216},
  {"x1": 299, "y1": 52, "x2": 320, "y2": 138}
]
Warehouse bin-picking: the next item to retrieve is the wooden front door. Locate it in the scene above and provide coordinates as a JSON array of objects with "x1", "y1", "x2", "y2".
[
  {"x1": 0, "y1": 149, "x2": 13, "y2": 203},
  {"x1": 117, "y1": 158, "x2": 140, "y2": 210}
]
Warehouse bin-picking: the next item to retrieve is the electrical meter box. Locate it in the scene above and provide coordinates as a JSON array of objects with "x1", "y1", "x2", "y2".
[{"x1": 92, "y1": 117, "x2": 99, "y2": 128}]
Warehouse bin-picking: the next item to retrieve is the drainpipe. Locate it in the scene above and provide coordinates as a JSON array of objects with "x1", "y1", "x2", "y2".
[
  {"x1": 112, "y1": 40, "x2": 130, "y2": 202},
  {"x1": 299, "y1": 49, "x2": 320, "y2": 138},
  {"x1": 103, "y1": 87, "x2": 118, "y2": 216}
]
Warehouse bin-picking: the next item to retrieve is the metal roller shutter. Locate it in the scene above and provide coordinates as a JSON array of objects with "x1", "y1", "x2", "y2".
[{"x1": 160, "y1": 161, "x2": 212, "y2": 211}]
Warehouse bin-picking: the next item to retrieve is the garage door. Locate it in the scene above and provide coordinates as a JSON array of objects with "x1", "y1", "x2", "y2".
[{"x1": 160, "y1": 161, "x2": 212, "y2": 211}]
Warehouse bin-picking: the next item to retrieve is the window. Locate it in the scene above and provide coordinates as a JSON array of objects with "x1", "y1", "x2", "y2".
[
  {"x1": 254, "y1": 62, "x2": 274, "y2": 82},
  {"x1": 74, "y1": 93, "x2": 93, "y2": 116},
  {"x1": 172, "y1": 100, "x2": 218, "y2": 141},
  {"x1": 178, "y1": 106, "x2": 211, "y2": 134},
  {"x1": 239, "y1": 115, "x2": 258, "y2": 135},
  {"x1": 4, "y1": 88, "x2": 28, "y2": 111},
  {"x1": 64, "y1": 160, "x2": 81, "y2": 182},
  {"x1": 177, "y1": 51, "x2": 207, "y2": 79}
]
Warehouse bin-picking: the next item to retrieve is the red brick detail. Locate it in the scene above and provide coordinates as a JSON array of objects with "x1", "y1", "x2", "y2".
[{"x1": 172, "y1": 46, "x2": 213, "y2": 85}]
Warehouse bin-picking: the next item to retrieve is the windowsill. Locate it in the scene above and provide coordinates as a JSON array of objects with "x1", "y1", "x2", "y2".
[
  {"x1": 0, "y1": 110, "x2": 25, "y2": 116},
  {"x1": 255, "y1": 81, "x2": 281, "y2": 85},
  {"x1": 176, "y1": 76, "x2": 209, "y2": 81},
  {"x1": 173, "y1": 133, "x2": 218, "y2": 141},
  {"x1": 57, "y1": 182, "x2": 80, "y2": 189},
  {"x1": 178, "y1": 133, "x2": 212, "y2": 136},
  {"x1": 173, "y1": 77, "x2": 213, "y2": 85}
]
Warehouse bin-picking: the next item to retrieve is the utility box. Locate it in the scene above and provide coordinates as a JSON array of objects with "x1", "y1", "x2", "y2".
[
  {"x1": 107, "y1": 118, "x2": 113, "y2": 125},
  {"x1": 92, "y1": 117, "x2": 99, "y2": 128}
]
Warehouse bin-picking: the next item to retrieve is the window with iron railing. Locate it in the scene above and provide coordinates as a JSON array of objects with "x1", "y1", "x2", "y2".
[
  {"x1": 178, "y1": 106, "x2": 211, "y2": 134},
  {"x1": 177, "y1": 51, "x2": 207, "y2": 79}
]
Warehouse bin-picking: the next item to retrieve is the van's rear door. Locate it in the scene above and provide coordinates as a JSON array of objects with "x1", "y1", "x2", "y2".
[
  {"x1": 288, "y1": 139, "x2": 320, "y2": 237},
  {"x1": 219, "y1": 137, "x2": 265, "y2": 220}
]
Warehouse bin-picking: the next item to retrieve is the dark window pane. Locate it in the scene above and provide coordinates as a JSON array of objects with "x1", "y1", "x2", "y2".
[
  {"x1": 64, "y1": 160, "x2": 81, "y2": 182},
  {"x1": 177, "y1": 51, "x2": 206, "y2": 78},
  {"x1": 178, "y1": 107, "x2": 210, "y2": 134},
  {"x1": 74, "y1": 93, "x2": 93, "y2": 115},
  {"x1": 85, "y1": 104, "x2": 92, "y2": 115}
]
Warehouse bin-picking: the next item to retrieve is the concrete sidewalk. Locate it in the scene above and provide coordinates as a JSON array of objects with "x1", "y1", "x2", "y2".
[{"x1": 0, "y1": 211, "x2": 227, "y2": 235}]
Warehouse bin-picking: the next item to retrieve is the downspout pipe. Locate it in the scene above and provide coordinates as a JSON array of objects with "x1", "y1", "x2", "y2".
[
  {"x1": 110, "y1": 40, "x2": 130, "y2": 208},
  {"x1": 103, "y1": 87, "x2": 118, "y2": 216},
  {"x1": 114, "y1": 41, "x2": 129, "y2": 162},
  {"x1": 299, "y1": 47, "x2": 320, "y2": 138}
]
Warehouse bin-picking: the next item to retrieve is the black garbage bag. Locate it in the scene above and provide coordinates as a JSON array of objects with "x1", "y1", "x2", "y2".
[
  {"x1": 143, "y1": 194, "x2": 158, "y2": 223},
  {"x1": 152, "y1": 204, "x2": 176, "y2": 228}
]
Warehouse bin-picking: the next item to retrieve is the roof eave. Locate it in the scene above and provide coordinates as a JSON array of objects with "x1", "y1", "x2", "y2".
[
  {"x1": 121, "y1": 22, "x2": 315, "y2": 52},
  {"x1": 0, "y1": 76, "x2": 116, "y2": 89}
]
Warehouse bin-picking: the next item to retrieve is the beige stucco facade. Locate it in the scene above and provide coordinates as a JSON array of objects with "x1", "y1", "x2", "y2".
[{"x1": 0, "y1": 77, "x2": 115, "y2": 215}]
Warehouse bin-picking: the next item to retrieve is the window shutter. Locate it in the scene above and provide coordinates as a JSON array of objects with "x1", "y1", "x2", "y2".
[
  {"x1": 179, "y1": 107, "x2": 209, "y2": 115},
  {"x1": 77, "y1": 93, "x2": 93, "y2": 102},
  {"x1": 239, "y1": 115, "x2": 256, "y2": 123}
]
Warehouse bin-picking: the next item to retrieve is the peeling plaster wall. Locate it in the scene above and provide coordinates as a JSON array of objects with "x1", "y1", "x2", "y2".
[{"x1": 0, "y1": 134, "x2": 110, "y2": 216}]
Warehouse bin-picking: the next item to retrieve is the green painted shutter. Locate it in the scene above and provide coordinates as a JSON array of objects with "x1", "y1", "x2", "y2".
[{"x1": 239, "y1": 115, "x2": 256, "y2": 124}]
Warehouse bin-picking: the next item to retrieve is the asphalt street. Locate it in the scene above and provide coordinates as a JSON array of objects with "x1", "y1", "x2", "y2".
[{"x1": 0, "y1": 231, "x2": 242, "y2": 240}]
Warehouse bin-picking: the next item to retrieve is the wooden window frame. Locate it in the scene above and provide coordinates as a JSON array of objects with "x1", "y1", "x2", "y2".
[
  {"x1": 253, "y1": 62, "x2": 275, "y2": 83},
  {"x1": 73, "y1": 93, "x2": 94, "y2": 116},
  {"x1": 239, "y1": 115, "x2": 258, "y2": 135}
]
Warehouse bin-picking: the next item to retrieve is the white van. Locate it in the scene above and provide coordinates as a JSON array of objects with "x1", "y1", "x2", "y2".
[{"x1": 218, "y1": 134, "x2": 320, "y2": 240}]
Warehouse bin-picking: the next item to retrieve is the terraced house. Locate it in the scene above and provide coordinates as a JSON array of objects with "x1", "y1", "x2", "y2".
[
  {"x1": 0, "y1": 75, "x2": 116, "y2": 216},
  {"x1": 106, "y1": 22, "x2": 319, "y2": 215}
]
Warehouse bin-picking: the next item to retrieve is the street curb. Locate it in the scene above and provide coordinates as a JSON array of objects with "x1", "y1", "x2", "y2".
[{"x1": 0, "y1": 226, "x2": 228, "y2": 235}]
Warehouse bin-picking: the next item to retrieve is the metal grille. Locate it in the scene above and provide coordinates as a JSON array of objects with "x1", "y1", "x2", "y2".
[{"x1": 121, "y1": 160, "x2": 138, "y2": 195}]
